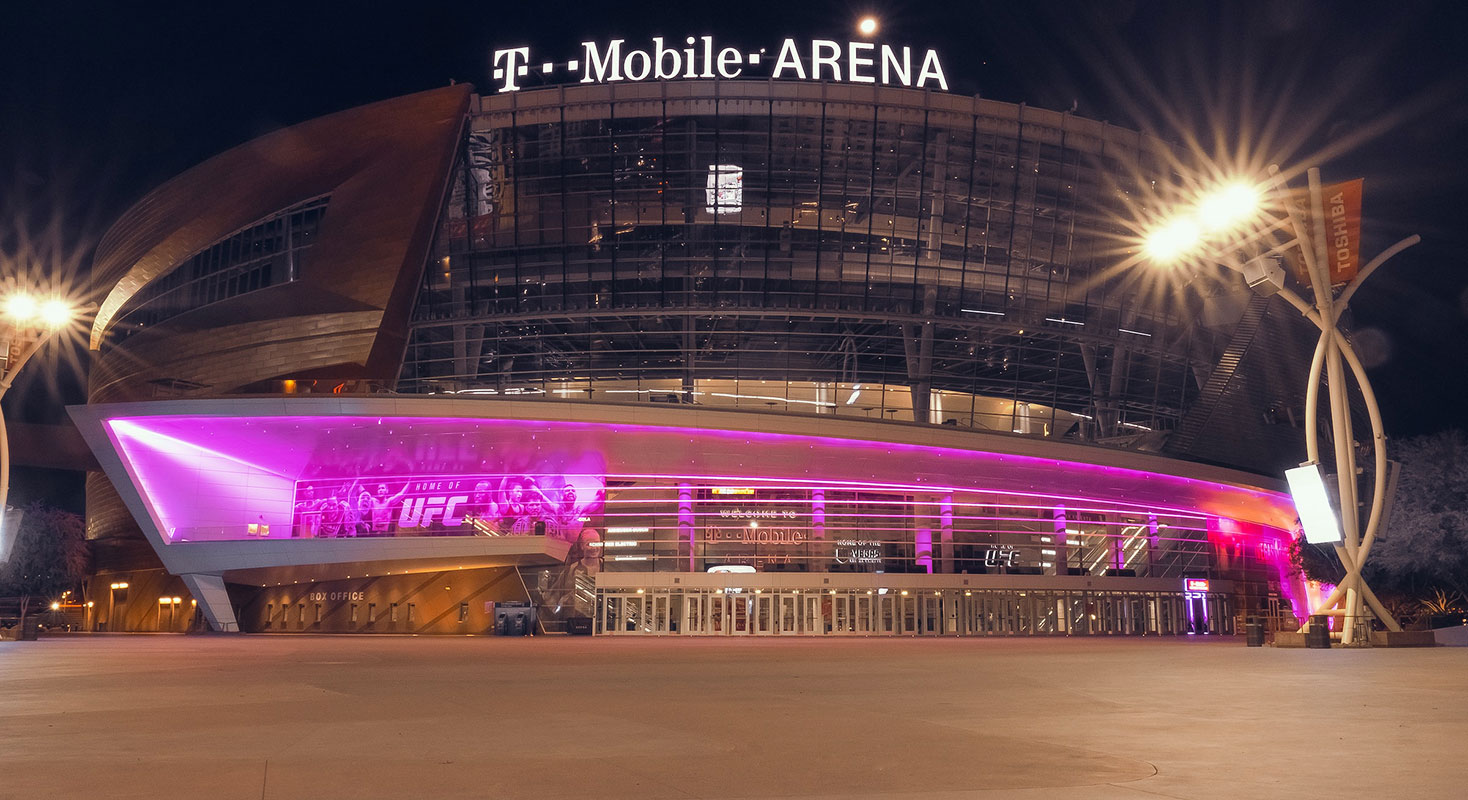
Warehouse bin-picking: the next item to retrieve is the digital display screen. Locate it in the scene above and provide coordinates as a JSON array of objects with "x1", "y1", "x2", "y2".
[{"x1": 705, "y1": 164, "x2": 743, "y2": 214}]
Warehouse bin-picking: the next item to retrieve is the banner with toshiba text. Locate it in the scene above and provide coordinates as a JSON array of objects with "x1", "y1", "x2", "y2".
[{"x1": 1321, "y1": 179, "x2": 1363, "y2": 285}]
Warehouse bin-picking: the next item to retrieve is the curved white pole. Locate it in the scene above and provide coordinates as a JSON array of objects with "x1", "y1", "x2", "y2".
[
  {"x1": 0, "y1": 333, "x2": 56, "y2": 553},
  {"x1": 1338, "y1": 235, "x2": 1421, "y2": 308}
]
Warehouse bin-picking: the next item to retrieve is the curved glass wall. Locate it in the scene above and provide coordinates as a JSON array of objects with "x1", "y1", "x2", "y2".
[
  {"x1": 400, "y1": 85, "x2": 1223, "y2": 443},
  {"x1": 107, "y1": 195, "x2": 329, "y2": 342}
]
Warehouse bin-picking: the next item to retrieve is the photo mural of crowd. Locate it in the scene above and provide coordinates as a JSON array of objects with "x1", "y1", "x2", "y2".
[{"x1": 291, "y1": 474, "x2": 605, "y2": 541}]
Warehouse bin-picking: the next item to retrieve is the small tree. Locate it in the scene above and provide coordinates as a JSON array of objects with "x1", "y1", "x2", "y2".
[
  {"x1": 1289, "y1": 532, "x2": 1344, "y2": 585},
  {"x1": 0, "y1": 503, "x2": 89, "y2": 633}
]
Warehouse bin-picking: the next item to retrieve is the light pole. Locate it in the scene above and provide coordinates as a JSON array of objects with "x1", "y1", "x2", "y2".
[
  {"x1": 1144, "y1": 166, "x2": 1420, "y2": 645},
  {"x1": 0, "y1": 290, "x2": 77, "y2": 559}
]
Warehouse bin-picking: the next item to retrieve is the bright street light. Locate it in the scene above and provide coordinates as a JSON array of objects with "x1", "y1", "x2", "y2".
[
  {"x1": 1144, "y1": 217, "x2": 1203, "y2": 263},
  {"x1": 38, "y1": 298, "x2": 74, "y2": 329},
  {"x1": 858, "y1": 17, "x2": 878, "y2": 36},
  {"x1": 4, "y1": 293, "x2": 39, "y2": 322},
  {"x1": 1143, "y1": 180, "x2": 1264, "y2": 264},
  {"x1": 3, "y1": 292, "x2": 74, "y2": 330},
  {"x1": 1196, "y1": 183, "x2": 1260, "y2": 232}
]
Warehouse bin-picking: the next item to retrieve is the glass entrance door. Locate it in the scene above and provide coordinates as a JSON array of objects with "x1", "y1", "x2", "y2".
[
  {"x1": 681, "y1": 593, "x2": 705, "y2": 634},
  {"x1": 854, "y1": 594, "x2": 873, "y2": 633},
  {"x1": 899, "y1": 593, "x2": 917, "y2": 634},
  {"x1": 708, "y1": 593, "x2": 728, "y2": 634},
  {"x1": 777, "y1": 594, "x2": 797, "y2": 634},
  {"x1": 753, "y1": 593, "x2": 775, "y2": 635},
  {"x1": 832, "y1": 592, "x2": 852, "y2": 633},
  {"x1": 652, "y1": 593, "x2": 670, "y2": 634},
  {"x1": 1184, "y1": 592, "x2": 1208, "y2": 634},
  {"x1": 801, "y1": 594, "x2": 824, "y2": 634},
  {"x1": 730, "y1": 593, "x2": 751, "y2": 633},
  {"x1": 878, "y1": 594, "x2": 898, "y2": 633}
]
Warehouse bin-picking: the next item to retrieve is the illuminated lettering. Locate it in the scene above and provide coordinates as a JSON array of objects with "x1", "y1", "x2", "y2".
[
  {"x1": 683, "y1": 37, "x2": 698, "y2": 78},
  {"x1": 983, "y1": 545, "x2": 1020, "y2": 568},
  {"x1": 811, "y1": 39, "x2": 841, "y2": 80},
  {"x1": 881, "y1": 46, "x2": 910, "y2": 86},
  {"x1": 492, "y1": 47, "x2": 531, "y2": 92},
  {"x1": 624, "y1": 48, "x2": 652, "y2": 81},
  {"x1": 916, "y1": 48, "x2": 948, "y2": 90},
  {"x1": 398, "y1": 497, "x2": 425, "y2": 527},
  {"x1": 653, "y1": 36, "x2": 682, "y2": 80},
  {"x1": 492, "y1": 36, "x2": 950, "y2": 93},
  {"x1": 717, "y1": 47, "x2": 744, "y2": 78},
  {"x1": 698, "y1": 35, "x2": 715, "y2": 78},
  {"x1": 772, "y1": 38, "x2": 806, "y2": 79},
  {"x1": 848, "y1": 41, "x2": 875, "y2": 83},
  {"x1": 398, "y1": 495, "x2": 469, "y2": 528},
  {"x1": 581, "y1": 39, "x2": 624, "y2": 83},
  {"x1": 834, "y1": 539, "x2": 883, "y2": 565},
  {"x1": 442, "y1": 495, "x2": 470, "y2": 527}
]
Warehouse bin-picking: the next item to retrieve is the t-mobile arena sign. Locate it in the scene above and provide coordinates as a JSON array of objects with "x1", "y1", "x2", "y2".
[{"x1": 492, "y1": 36, "x2": 948, "y2": 93}]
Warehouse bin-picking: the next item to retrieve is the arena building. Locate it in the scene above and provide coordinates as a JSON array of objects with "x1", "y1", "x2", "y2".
[{"x1": 74, "y1": 46, "x2": 1319, "y2": 636}]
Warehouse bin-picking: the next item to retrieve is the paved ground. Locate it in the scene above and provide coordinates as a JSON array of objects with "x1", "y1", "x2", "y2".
[{"x1": 1, "y1": 635, "x2": 1464, "y2": 799}]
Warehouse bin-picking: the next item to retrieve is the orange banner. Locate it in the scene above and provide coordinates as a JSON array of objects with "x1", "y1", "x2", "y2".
[
  {"x1": 1321, "y1": 178, "x2": 1363, "y2": 285},
  {"x1": 1282, "y1": 179, "x2": 1364, "y2": 288}
]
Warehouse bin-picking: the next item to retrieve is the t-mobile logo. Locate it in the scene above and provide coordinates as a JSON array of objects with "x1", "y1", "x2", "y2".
[{"x1": 492, "y1": 47, "x2": 531, "y2": 91}]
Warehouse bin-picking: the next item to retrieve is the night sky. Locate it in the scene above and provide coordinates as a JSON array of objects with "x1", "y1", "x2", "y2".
[{"x1": 3, "y1": 1, "x2": 1466, "y2": 508}]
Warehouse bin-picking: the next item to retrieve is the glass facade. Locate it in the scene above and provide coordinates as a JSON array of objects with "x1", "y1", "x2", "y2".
[
  {"x1": 596, "y1": 587, "x2": 1235, "y2": 637},
  {"x1": 108, "y1": 195, "x2": 329, "y2": 342},
  {"x1": 585, "y1": 482, "x2": 1219, "y2": 578},
  {"x1": 401, "y1": 85, "x2": 1213, "y2": 444}
]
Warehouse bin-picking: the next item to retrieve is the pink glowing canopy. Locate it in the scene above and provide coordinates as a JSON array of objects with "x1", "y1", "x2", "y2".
[{"x1": 87, "y1": 402, "x2": 1301, "y2": 547}]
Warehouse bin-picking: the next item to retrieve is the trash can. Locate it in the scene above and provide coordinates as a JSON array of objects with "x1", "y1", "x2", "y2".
[
  {"x1": 1305, "y1": 614, "x2": 1331, "y2": 649},
  {"x1": 567, "y1": 617, "x2": 593, "y2": 636},
  {"x1": 1245, "y1": 617, "x2": 1265, "y2": 647}
]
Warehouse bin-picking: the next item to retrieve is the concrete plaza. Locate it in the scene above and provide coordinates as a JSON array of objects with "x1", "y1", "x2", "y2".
[{"x1": 1, "y1": 635, "x2": 1463, "y2": 799}]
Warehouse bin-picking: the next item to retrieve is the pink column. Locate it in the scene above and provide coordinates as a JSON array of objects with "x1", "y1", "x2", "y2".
[
  {"x1": 940, "y1": 495, "x2": 954, "y2": 574},
  {"x1": 1146, "y1": 514, "x2": 1160, "y2": 578},
  {"x1": 679, "y1": 483, "x2": 695, "y2": 573}
]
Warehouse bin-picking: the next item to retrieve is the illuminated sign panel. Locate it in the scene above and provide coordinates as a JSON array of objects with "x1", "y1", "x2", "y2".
[
  {"x1": 707, "y1": 565, "x2": 757, "y2": 574},
  {"x1": 1184, "y1": 578, "x2": 1210, "y2": 592},
  {"x1": 1285, "y1": 463, "x2": 1344, "y2": 545},
  {"x1": 492, "y1": 37, "x2": 948, "y2": 93},
  {"x1": 700, "y1": 487, "x2": 810, "y2": 569},
  {"x1": 834, "y1": 539, "x2": 882, "y2": 566}
]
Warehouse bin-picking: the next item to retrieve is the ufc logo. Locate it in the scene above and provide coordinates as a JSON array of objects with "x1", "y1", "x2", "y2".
[{"x1": 398, "y1": 495, "x2": 470, "y2": 528}]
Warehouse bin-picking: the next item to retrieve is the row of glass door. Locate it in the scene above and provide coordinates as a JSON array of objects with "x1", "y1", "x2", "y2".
[{"x1": 596, "y1": 589, "x2": 1231, "y2": 636}]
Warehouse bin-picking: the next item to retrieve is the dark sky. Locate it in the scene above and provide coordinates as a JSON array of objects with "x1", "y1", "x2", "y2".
[{"x1": 3, "y1": 1, "x2": 1466, "y2": 507}]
